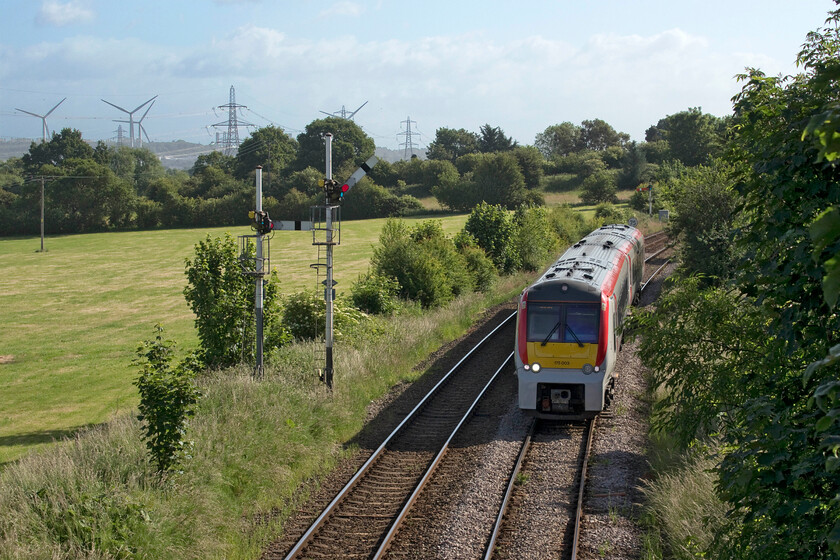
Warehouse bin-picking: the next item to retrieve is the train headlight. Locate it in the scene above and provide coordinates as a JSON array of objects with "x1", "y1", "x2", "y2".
[
  {"x1": 531, "y1": 363, "x2": 541, "y2": 373},
  {"x1": 582, "y1": 363, "x2": 594, "y2": 375}
]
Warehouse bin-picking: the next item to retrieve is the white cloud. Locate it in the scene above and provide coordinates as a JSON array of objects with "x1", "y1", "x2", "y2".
[
  {"x1": 319, "y1": 2, "x2": 364, "y2": 18},
  {"x1": 36, "y1": 1, "x2": 94, "y2": 26},
  {"x1": 1, "y1": 24, "x2": 792, "y2": 144}
]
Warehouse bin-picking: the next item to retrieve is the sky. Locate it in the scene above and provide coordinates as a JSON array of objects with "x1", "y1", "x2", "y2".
[{"x1": 0, "y1": 0, "x2": 836, "y2": 151}]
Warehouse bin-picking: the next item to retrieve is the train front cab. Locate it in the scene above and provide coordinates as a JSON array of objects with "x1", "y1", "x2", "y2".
[{"x1": 516, "y1": 284, "x2": 619, "y2": 419}]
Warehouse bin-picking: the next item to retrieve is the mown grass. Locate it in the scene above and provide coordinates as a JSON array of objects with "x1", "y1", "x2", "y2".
[
  {"x1": 0, "y1": 215, "x2": 468, "y2": 465},
  {"x1": 0, "y1": 271, "x2": 531, "y2": 559}
]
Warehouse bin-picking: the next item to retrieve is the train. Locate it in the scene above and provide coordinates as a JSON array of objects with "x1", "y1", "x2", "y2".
[{"x1": 515, "y1": 224, "x2": 645, "y2": 419}]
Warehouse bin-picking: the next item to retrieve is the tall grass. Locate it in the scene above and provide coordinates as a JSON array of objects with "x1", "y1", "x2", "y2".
[
  {"x1": 639, "y1": 385, "x2": 729, "y2": 560},
  {"x1": 0, "y1": 272, "x2": 529, "y2": 559}
]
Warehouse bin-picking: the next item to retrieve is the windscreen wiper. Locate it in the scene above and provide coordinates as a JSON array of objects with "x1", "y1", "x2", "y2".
[
  {"x1": 565, "y1": 325, "x2": 585, "y2": 347},
  {"x1": 541, "y1": 321, "x2": 561, "y2": 346}
]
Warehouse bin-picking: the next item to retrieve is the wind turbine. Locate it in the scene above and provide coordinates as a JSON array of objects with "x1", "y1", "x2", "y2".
[
  {"x1": 101, "y1": 95, "x2": 157, "y2": 148},
  {"x1": 319, "y1": 100, "x2": 368, "y2": 120},
  {"x1": 114, "y1": 99, "x2": 155, "y2": 146},
  {"x1": 16, "y1": 98, "x2": 67, "y2": 142}
]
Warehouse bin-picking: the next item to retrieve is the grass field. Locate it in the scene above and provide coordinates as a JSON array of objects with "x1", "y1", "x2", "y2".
[{"x1": 0, "y1": 215, "x2": 468, "y2": 465}]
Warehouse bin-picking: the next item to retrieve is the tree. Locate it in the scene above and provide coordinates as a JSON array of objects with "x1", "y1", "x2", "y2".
[
  {"x1": 577, "y1": 119, "x2": 628, "y2": 151},
  {"x1": 579, "y1": 170, "x2": 617, "y2": 205},
  {"x1": 22, "y1": 128, "x2": 95, "y2": 172},
  {"x1": 425, "y1": 127, "x2": 480, "y2": 162},
  {"x1": 183, "y1": 234, "x2": 283, "y2": 367},
  {"x1": 192, "y1": 151, "x2": 236, "y2": 176},
  {"x1": 633, "y1": 9, "x2": 840, "y2": 558},
  {"x1": 617, "y1": 141, "x2": 649, "y2": 189},
  {"x1": 235, "y1": 125, "x2": 298, "y2": 181},
  {"x1": 647, "y1": 107, "x2": 725, "y2": 166},
  {"x1": 665, "y1": 161, "x2": 737, "y2": 281},
  {"x1": 477, "y1": 124, "x2": 517, "y2": 152},
  {"x1": 535, "y1": 122, "x2": 581, "y2": 158},
  {"x1": 46, "y1": 159, "x2": 135, "y2": 233},
  {"x1": 295, "y1": 117, "x2": 375, "y2": 176},
  {"x1": 511, "y1": 146, "x2": 544, "y2": 190},
  {"x1": 464, "y1": 202, "x2": 520, "y2": 273}
]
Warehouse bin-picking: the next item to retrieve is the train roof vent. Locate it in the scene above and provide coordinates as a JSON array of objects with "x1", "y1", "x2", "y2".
[
  {"x1": 545, "y1": 272, "x2": 555, "y2": 278},
  {"x1": 583, "y1": 273, "x2": 594, "y2": 280}
]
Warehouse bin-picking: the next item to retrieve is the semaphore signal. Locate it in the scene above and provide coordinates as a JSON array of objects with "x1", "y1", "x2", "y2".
[{"x1": 243, "y1": 135, "x2": 378, "y2": 387}]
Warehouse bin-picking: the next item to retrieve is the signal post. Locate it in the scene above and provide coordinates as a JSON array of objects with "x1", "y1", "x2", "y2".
[{"x1": 246, "y1": 134, "x2": 377, "y2": 390}]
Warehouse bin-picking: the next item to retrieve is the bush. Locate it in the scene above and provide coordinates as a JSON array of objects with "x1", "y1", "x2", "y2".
[
  {"x1": 594, "y1": 202, "x2": 629, "y2": 224},
  {"x1": 579, "y1": 170, "x2": 618, "y2": 205},
  {"x1": 133, "y1": 325, "x2": 201, "y2": 473},
  {"x1": 513, "y1": 205, "x2": 559, "y2": 271},
  {"x1": 549, "y1": 204, "x2": 589, "y2": 245},
  {"x1": 341, "y1": 180, "x2": 422, "y2": 219},
  {"x1": 282, "y1": 290, "x2": 371, "y2": 341},
  {"x1": 459, "y1": 245, "x2": 497, "y2": 292},
  {"x1": 464, "y1": 202, "x2": 520, "y2": 273},
  {"x1": 350, "y1": 272, "x2": 401, "y2": 315},
  {"x1": 183, "y1": 234, "x2": 284, "y2": 367},
  {"x1": 371, "y1": 219, "x2": 474, "y2": 308}
]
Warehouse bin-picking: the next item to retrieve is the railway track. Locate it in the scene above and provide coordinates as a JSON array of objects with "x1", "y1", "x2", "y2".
[
  {"x1": 485, "y1": 418, "x2": 595, "y2": 559},
  {"x1": 273, "y1": 311, "x2": 517, "y2": 560},
  {"x1": 262, "y1": 229, "x2": 674, "y2": 560}
]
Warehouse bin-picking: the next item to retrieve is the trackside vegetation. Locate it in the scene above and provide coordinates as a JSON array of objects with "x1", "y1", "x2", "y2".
[
  {"x1": 0, "y1": 196, "x2": 606, "y2": 556},
  {"x1": 631, "y1": 7, "x2": 840, "y2": 559}
]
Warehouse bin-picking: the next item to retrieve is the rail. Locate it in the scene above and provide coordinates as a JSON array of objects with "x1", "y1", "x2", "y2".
[
  {"x1": 373, "y1": 353, "x2": 515, "y2": 559},
  {"x1": 282, "y1": 311, "x2": 517, "y2": 560}
]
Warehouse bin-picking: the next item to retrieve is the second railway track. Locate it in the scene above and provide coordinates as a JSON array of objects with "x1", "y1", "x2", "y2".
[{"x1": 271, "y1": 308, "x2": 517, "y2": 559}]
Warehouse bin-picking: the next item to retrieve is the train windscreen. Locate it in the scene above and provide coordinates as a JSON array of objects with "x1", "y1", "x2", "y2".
[{"x1": 527, "y1": 303, "x2": 599, "y2": 344}]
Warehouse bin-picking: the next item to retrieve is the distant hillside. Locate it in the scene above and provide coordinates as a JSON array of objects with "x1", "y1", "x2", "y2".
[
  {"x1": 1, "y1": 137, "x2": 425, "y2": 170},
  {"x1": 375, "y1": 146, "x2": 427, "y2": 163}
]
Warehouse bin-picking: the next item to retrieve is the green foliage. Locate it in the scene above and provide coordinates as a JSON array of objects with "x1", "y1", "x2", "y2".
[
  {"x1": 22, "y1": 128, "x2": 94, "y2": 171},
  {"x1": 26, "y1": 487, "x2": 149, "y2": 558},
  {"x1": 371, "y1": 219, "x2": 475, "y2": 308},
  {"x1": 535, "y1": 122, "x2": 581, "y2": 158},
  {"x1": 617, "y1": 141, "x2": 650, "y2": 189},
  {"x1": 548, "y1": 204, "x2": 590, "y2": 245},
  {"x1": 664, "y1": 161, "x2": 738, "y2": 281},
  {"x1": 295, "y1": 117, "x2": 375, "y2": 175},
  {"x1": 647, "y1": 107, "x2": 726, "y2": 166},
  {"x1": 578, "y1": 118, "x2": 630, "y2": 151},
  {"x1": 464, "y1": 202, "x2": 520, "y2": 273},
  {"x1": 579, "y1": 170, "x2": 617, "y2": 205},
  {"x1": 425, "y1": 127, "x2": 480, "y2": 162},
  {"x1": 630, "y1": 278, "x2": 770, "y2": 448},
  {"x1": 234, "y1": 125, "x2": 298, "y2": 181},
  {"x1": 513, "y1": 205, "x2": 558, "y2": 272},
  {"x1": 133, "y1": 324, "x2": 201, "y2": 473},
  {"x1": 512, "y1": 145, "x2": 544, "y2": 189},
  {"x1": 281, "y1": 289, "x2": 371, "y2": 341},
  {"x1": 340, "y1": 180, "x2": 422, "y2": 220},
  {"x1": 183, "y1": 234, "x2": 284, "y2": 367},
  {"x1": 551, "y1": 150, "x2": 607, "y2": 178},
  {"x1": 629, "y1": 188, "x2": 660, "y2": 214},
  {"x1": 433, "y1": 152, "x2": 528, "y2": 211},
  {"x1": 350, "y1": 272, "x2": 401, "y2": 315},
  {"x1": 637, "y1": 11, "x2": 840, "y2": 558},
  {"x1": 477, "y1": 124, "x2": 517, "y2": 152},
  {"x1": 593, "y1": 202, "x2": 629, "y2": 225}
]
